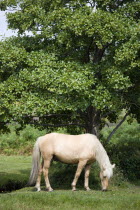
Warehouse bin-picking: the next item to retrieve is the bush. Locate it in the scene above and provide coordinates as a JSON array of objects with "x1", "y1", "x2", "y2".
[
  {"x1": 49, "y1": 162, "x2": 101, "y2": 190},
  {"x1": 101, "y1": 121, "x2": 140, "y2": 181},
  {"x1": 0, "y1": 124, "x2": 46, "y2": 155},
  {"x1": 101, "y1": 120, "x2": 140, "y2": 144}
]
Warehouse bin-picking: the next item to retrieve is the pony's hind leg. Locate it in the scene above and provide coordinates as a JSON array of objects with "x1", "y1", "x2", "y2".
[
  {"x1": 71, "y1": 160, "x2": 87, "y2": 191},
  {"x1": 35, "y1": 160, "x2": 43, "y2": 192},
  {"x1": 43, "y1": 156, "x2": 53, "y2": 192},
  {"x1": 84, "y1": 164, "x2": 91, "y2": 191}
]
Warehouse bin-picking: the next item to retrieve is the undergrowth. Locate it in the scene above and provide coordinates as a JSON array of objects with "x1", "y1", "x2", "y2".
[{"x1": 0, "y1": 124, "x2": 46, "y2": 155}]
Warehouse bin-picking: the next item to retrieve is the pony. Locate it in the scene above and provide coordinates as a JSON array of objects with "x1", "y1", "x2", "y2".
[{"x1": 28, "y1": 133, "x2": 115, "y2": 191}]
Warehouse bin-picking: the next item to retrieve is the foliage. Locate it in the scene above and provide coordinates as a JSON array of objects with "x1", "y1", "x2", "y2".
[
  {"x1": 49, "y1": 162, "x2": 101, "y2": 190},
  {"x1": 0, "y1": 124, "x2": 46, "y2": 155},
  {"x1": 101, "y1": 120, "x2": 140, "y2": 143},
  {"x1": 101, "y1": 121, "x2": 140, "y2": 180},
  {"x1": 0, "y1": 0, "x2": 140, "y2": 135}
]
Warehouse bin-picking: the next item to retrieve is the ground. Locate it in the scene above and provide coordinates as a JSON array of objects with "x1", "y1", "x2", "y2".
[{"x1": 0, "y1": 155, "x2": 140, "y2": 210}]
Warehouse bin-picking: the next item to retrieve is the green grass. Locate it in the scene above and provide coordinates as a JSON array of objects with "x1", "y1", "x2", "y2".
[
  {"x1": 0, "y1": 155, "x2": 140, "y2": 210},
  {"x1": 0, "y1": 155, "x2": 31, "y2": 192},
  {"x1": 0, "y1": 187, "x2": 140, "y2": 210}
]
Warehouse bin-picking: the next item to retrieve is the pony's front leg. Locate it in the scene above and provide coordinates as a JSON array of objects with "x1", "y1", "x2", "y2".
[
  {"x1": 35, "y1": 161, "x2": 43, "y2": 192},
  {"x1": 84, "y1": 164, "x2": 91, "y2": 191},
  {"x1": 43, "y1": 158, "x2": 53, "y2": 192},
  {"x1": 71, "y1": 160, "x2": 87, "y2": 191}
]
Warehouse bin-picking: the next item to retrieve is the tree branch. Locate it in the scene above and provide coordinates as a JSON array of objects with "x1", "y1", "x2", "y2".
[
  {"x1": 0, "y1": 121, "x2": 86, "y2": 128},
  {"x1": 23, "y1": 114, "x2": 71, "y2": 118},
  {"x1": 12, "y1": 121, "x2": 86, "y2": 128},
  {"x1": 107, "y1": 112, "x2": 129, "y2": 143}
]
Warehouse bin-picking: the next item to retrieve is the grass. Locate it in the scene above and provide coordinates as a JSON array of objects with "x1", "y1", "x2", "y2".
[
  {"x1": 1, "y1": 187, "x2": 140, "y2": 210},
  {"x1": 0, "y1": 155, "x2": 140, "y2": 210},
  {"x1": 0, "y1": 155, "x2": 31, "y2": 192}
]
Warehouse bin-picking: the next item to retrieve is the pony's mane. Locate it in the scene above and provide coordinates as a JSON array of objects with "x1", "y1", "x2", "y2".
[{"x1": 95, "y1": 139, "x2": 113, "y2": 178}]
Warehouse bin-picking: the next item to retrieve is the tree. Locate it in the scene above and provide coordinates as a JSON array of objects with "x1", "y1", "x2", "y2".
[{"x1": 0, "y1": 0, "x2": 140, "y2": 136}]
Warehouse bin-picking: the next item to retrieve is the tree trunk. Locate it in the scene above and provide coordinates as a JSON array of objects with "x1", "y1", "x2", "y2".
[{"x1": 85, "y1": 106, "x2": 101, "y2": 137}]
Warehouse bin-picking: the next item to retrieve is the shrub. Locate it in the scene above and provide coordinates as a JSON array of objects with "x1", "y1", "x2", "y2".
[
  {"x1": 19, "y1": 124, "x2": 46, "y2": 144},
  {"x1": 101, "y1": 121, "x2": 140, "y2": 181},
  {"x1": 49, "y1": 161, "x2": 101, "y2": 190},
  {"x1": 101, "y1": 120, "x2": 140, "y2": 144},
  {"x1": 0, "y1": 124, "x2": 46, "y2": 155}
]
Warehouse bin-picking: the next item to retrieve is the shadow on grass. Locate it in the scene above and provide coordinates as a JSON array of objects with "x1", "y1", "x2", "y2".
[
  {"x1": 0, "y1": 169, "x2": 30, "y2": 193},
  {"x1": 0, "y1": 162, "x2": 102, "y2": 193}
]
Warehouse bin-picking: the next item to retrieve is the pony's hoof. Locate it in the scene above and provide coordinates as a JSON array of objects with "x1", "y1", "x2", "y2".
[
  {"x1": 86, "y1": 188, "x2": 91, "y2": 191},
  {"x1": 48, "y1": 189, "x2": 53, "y2": 192},
  {"x1": 72, "y1": 189, "x2": 77, "y2": 191},
  {"x1": 102, "y1": 189, "x2": 107, "y2": 192}
]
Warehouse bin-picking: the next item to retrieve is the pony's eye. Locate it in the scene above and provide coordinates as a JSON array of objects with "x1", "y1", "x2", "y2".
[{"x1": 103, "y1": 176, "x2": 106, "y2": 178}]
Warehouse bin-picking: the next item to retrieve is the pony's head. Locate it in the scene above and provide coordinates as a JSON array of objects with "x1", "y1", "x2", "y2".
[{"x1": 100, "y1": 164, "x2": 115, "y2": 191}]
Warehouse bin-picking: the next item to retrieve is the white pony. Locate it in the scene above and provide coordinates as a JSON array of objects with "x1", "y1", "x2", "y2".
[{"x1": 28, "y1": 133, "x2": 115, "y2": 191}]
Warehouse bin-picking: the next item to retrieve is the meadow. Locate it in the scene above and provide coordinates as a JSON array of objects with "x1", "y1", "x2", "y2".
[
  {"x1": 0, "y1": 155, "x2": 140, "y2": 210},
  {"x1": 1, "y1": 187, "x2": 140, "y2": 210}
]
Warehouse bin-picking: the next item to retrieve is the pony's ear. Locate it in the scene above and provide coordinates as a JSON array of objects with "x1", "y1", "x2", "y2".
[{"x1": 112, "y1": 164, "x2": 115, "y2": 168}]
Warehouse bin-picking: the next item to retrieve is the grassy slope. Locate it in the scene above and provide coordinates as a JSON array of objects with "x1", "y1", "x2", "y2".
[
  {"x1": 0, "y1": 155, "x2": 140, "y2": 210},
  {"x1": 1, "y1": 187, "x2": 140, "y2": 210}
]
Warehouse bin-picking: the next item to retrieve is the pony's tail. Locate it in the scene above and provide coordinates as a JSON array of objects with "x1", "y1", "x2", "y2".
[{"x1": 28, "y1": 138, "x2": 41, "y2": 186}]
